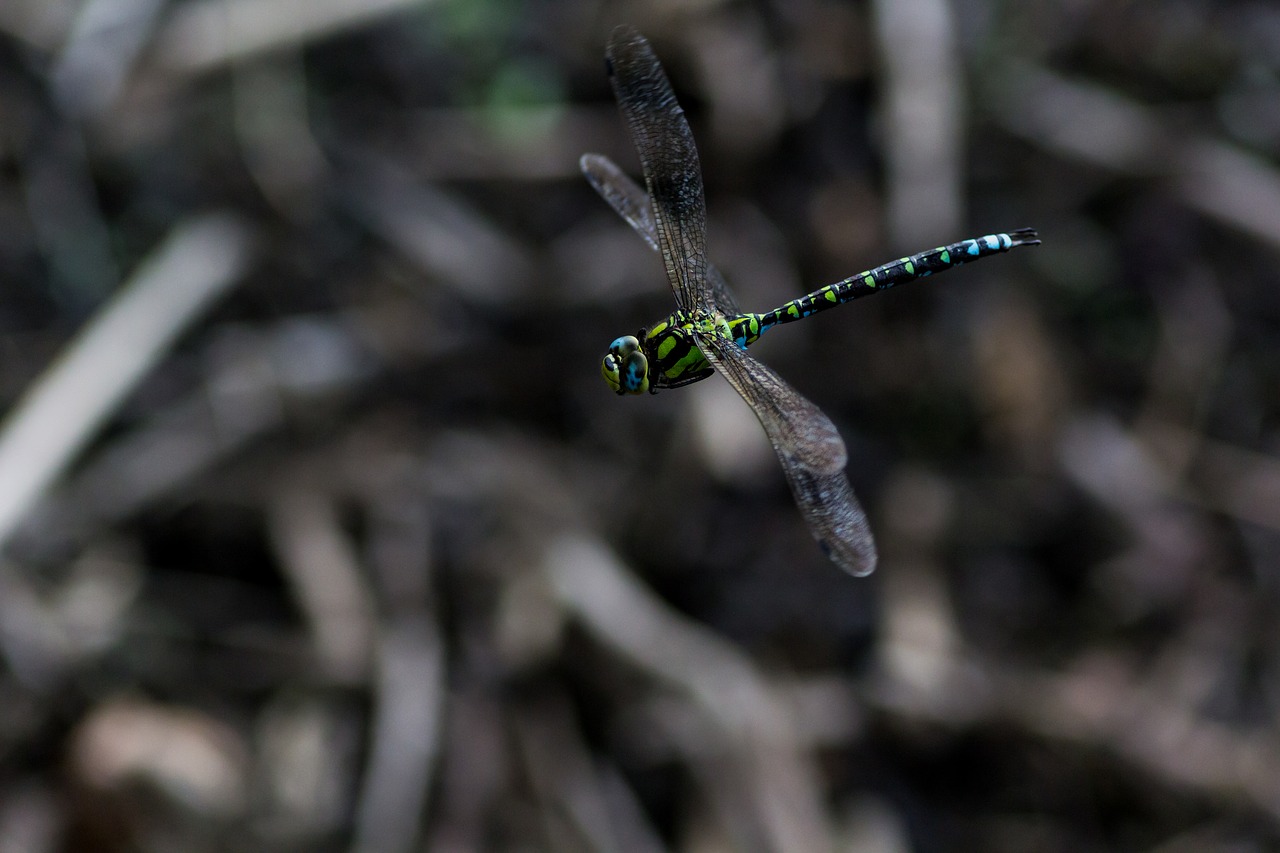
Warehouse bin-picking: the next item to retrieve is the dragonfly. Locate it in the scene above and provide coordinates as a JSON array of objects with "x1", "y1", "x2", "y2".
[{"x1": 584, "y1": 26, "x2": 1039, "y2": 576}]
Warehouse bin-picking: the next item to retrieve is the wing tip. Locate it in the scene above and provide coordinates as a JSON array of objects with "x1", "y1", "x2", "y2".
[
  {"x1": 608, "y1": 23, "x2": 643, "y2": 43},
  {"x1": 821, "y1": 538, "x2": 877, "y2": 577},
  {"x1": 606, "y1": 25, "x2": 646, "y2": 63}
]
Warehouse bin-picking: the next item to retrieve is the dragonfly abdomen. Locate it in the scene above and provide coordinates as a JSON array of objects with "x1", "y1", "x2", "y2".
[{"x1": 758, "y1": 228, "x2": 1039, "y2": 333}]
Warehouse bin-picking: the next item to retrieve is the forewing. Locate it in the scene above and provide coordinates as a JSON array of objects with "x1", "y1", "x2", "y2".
[
  {"x1": 695, "y1": 333, "x2": 877, "y2": 576},
  {"x1": 580, "y1": 153, "x2": 742, "y2": 315},
  {"x1": 605, "y1": 26, "x2": 710, "y2": 314}
]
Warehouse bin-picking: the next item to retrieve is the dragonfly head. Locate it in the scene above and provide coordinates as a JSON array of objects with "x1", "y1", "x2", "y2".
[{"x1": 601, "y1": 335, "x2": 650, "y2": 395}]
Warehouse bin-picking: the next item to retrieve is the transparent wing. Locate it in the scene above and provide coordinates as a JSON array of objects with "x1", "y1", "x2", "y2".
[
  {"x1": 695, "y1": 332, "x2": 877, "y2": 576},
  {"x1": 605, "y1": 26, "x2": 713, "y2": 315},
  {"x1": 580, "y1": 152, "x2": 742, "y2": 316},
  {"x1": 579, "y1": 152, "x2": 658, "y2": 251}
]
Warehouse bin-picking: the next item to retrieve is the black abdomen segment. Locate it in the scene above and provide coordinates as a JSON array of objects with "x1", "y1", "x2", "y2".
[{"x1": 757, "y1": 228, "x2": 1040, "y2": 334}]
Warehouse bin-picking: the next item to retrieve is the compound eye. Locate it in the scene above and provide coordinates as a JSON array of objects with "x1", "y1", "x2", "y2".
[
  {"x1": 620, "y1": 350, "x2": 649, "y2": 395},
  {"x1": 609, "y1": 335, "x2": 640, "y2": 358}
]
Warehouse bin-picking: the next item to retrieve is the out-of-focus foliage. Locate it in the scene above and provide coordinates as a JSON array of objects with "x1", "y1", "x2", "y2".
[{"x1": 0, "y1": 0, "x2": 1278, "y2": 850}]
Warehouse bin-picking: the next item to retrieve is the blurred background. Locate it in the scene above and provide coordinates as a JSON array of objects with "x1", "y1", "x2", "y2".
[{"x1": 0, "y1": 0, "x2": 1278, "y2": 850}]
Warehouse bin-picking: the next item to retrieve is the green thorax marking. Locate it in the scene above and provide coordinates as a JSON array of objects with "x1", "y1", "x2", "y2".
[{"x1": 642, "y1": 310, "x2": 764, "y2": 388}]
